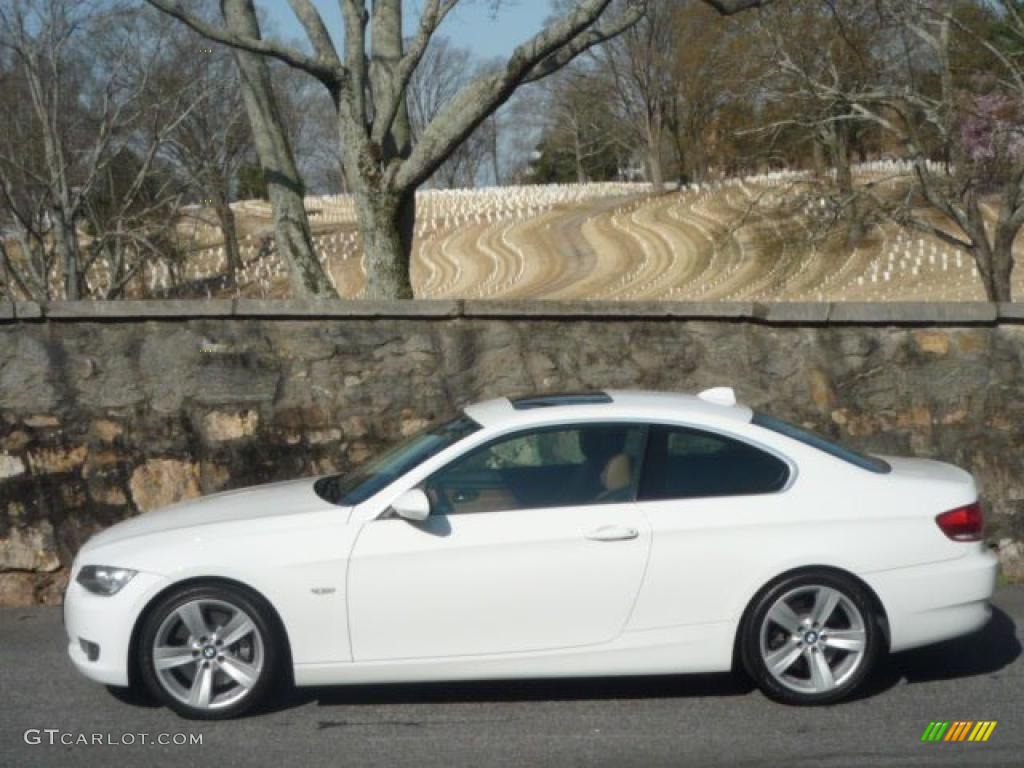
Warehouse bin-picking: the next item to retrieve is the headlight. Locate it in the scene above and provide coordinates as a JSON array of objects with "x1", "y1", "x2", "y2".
[{"x1": 76, "y1": 565, "x2": 138, "y2": 596}]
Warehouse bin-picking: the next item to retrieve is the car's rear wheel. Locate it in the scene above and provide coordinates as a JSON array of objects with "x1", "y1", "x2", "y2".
[
  {"x1": 741, "y1": 571, "x2": 881, "y2": 705},
  {"x1": 138, "y1": 583, "x2": 280, "y2": 720}
]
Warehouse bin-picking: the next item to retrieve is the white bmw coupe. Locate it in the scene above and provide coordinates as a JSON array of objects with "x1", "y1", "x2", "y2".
[{"x1": 65, "y1": 389, "x2": 997, "y2": 719}]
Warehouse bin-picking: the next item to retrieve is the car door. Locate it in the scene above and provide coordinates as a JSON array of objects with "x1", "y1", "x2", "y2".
[
  {"x1": 626, "y1": 424, "x2": 794, "y2": 631},
  {"x1": 346, "y1": 423, "x2": 652, "y2": 661}
]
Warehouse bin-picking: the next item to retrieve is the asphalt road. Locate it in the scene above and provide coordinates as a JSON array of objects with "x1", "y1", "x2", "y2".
[{"x1": 1, "y1": 588, "x2": 1022, "y2": 768}]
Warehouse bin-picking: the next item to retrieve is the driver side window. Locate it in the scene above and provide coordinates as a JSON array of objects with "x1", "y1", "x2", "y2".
[{"x1": 425, "y1": 424, "x2": 646, "y2": 515}]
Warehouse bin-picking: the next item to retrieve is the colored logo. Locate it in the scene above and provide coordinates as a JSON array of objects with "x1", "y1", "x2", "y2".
[{"x1": 921, "y1": 721, "x2": 997, "y2": 742}]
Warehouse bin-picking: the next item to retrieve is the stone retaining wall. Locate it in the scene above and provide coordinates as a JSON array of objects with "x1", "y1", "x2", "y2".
[{"x1": 1, "y1": 300, "x2": 1022, "y2": 605}]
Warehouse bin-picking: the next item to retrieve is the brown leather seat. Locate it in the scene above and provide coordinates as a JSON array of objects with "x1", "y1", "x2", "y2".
[{"x1": 597, "y1": 453, "x2": 632, "y2": 501}]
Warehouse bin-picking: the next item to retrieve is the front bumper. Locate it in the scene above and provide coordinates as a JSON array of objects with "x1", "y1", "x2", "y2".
[
  {"x1": 64, "y1": 570, "x2": 169, "y2": 687},
  {"x1": 863, "y1": 546, "x2": 998, "y2": 653}
]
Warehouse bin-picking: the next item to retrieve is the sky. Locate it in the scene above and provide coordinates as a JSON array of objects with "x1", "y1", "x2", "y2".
[{"x1": 262, "y1": 0, "x2": 550, "y2": 60}]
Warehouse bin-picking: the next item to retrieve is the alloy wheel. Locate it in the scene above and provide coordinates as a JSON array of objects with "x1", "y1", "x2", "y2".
[
  {"x1": 758, "y1": 584, "x2": 867, "y2": 695},
  {"x1": 151, "y1": 598, "x2": 264, "y2": 711}
]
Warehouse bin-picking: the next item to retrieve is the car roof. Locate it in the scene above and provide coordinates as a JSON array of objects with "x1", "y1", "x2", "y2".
[{"x1": 462, "y1": 389, "x2": 753, "y2": 430}]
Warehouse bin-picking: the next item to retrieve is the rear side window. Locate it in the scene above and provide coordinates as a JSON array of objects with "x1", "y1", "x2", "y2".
[
  {"x1": 638, "y1": 426, "x2": 790, "y2": 501},
  {"x1": 752, "y1": 412, "x2": 891, "y2": 474}
]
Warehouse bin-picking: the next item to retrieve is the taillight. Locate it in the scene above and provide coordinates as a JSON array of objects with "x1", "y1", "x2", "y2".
[{"x1": 935, "y1": 502, "x2": 983, "y2": 541}]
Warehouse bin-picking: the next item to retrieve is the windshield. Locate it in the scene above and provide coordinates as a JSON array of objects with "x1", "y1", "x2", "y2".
[
  {"x1": 751, "y1": 412, "x2": 891, "y2": 474},
  {"x1": 314, "y1": 415, "x2": 481, "y2": 506}
]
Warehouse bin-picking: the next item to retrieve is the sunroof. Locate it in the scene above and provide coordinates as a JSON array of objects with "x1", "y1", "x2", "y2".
[{"x1": 510, "y1": 392, "x2": 613, "y2": 410}]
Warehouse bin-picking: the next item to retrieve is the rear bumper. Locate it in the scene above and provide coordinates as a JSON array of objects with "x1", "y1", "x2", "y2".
[{"x1": 862, "y1": 547, "x2": 998, "y2": 653}]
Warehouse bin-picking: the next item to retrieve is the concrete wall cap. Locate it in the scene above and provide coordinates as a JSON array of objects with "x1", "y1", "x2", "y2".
[{"x1": 1, "y1": 299, "x2": 1020, "y2": 324}]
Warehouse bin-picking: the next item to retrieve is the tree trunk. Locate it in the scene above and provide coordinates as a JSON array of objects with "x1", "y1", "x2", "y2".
[
  {"x1": 221, "y1": 0, "x2": 334, "y2": 298},
  {"x1": 28, "y1": 55, "x2": 80, "y2": 299},
  {"x1": 573, "y1": 121, "x2": 586, "y2": 184},
  {"x1": 991, "y1": 254, "x2": 1013, "y2": 302},
  {"x1": 970, "y1": 239, "x2": 1007, "y2": 302},
  {"x1": 811, "y1": 139, "x2": 826, "y2": 178},
  {"x1": 647, "y1": 148, "x2": 664, "y2": 191},
  {"x1": 4, "y1": 223, "x2": 44, "y2": 301},
  {"x1": 645, "y1": 111, "x2": 665, "y2": 192},
  {"x1": 990, "y1": 226, "x2": 1017, "y2": 302},
  {"x1": 355, "y1": 187, "x2": 415, "y2": 300},
  {"x1": 489, "y1": 116, "x2": 501, "y2": 186},
  {"x1": 828, "y1": 125, "x2": 853, "y2": 198},
  {"x1": 0, "y1": 239, "x2": 35, "y2": 301},
  {"x1": 52, "y1": 208, "x2": 80, "y2": 299},
  {"x1": 345, "y1": 0, "x2": 416, "y2": 300},
  {"x1": 213, "y1": 198, "x2": 242, "y2": 281},
  {"x1": 670, "y1": 125, "x2": 687, "y2": 185},
  {"x1": 824, "y1": 124, "x2": 865, "y2": 243},
  {"x1": 690, "y1": 126, "x2": 708, "y2": 183}
]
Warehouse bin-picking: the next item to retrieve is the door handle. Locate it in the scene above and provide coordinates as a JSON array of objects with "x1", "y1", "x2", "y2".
[{"x1": 585, "y1": 525, "x2": 639, "y2": 542}]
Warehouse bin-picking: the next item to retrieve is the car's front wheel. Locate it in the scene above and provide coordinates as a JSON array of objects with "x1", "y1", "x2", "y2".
[
  {"x1": 741, "y1": 571, "x2": 882, "y2": 705},
  {"x1": 138, "y1": 583, "x2": 281, "y2": 719}
]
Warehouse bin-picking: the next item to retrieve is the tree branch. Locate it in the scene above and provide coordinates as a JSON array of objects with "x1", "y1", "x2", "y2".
[
  {"x1": 395, "y1": 0, "x2": 621, "y2": 189},
  {"x1": 373, "y1": 0, "x2": 459, "y2": 145},
  {"x1": 523, "y1": 2, "x2": 647, "y2": 85},
  {"x1": 143, "y1": 0, "x2": 345, "y2": 86},
  {"x1": 288, "y1": 0, "x2": 342, "y2": 69},
  {"x1": 339, "y1": 0, "x2": 369, "y2": 129}
]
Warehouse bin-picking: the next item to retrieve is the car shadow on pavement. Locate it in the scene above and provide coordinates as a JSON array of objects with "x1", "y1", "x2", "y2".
[
  {"x1": 857, "y1": 604, "x2": 1021, "y2": 699},
  {"x1": 281, "y1": 605, "x2": 1020, "y2": 712},
  {"x1": 290, "y1": 672, "x2": 754, "y2": 711},
  {"x1": 104, "y1": 601, "x2": 1020, "y2": 714},
  {"x1": 105, "y1": 684, "x2": 161, "y2": 709}
]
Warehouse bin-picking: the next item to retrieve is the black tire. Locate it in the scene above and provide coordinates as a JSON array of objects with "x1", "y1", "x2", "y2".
[
  {"x1": 740, "y1": 570, "x2": 882, "y2": 706},
  {"x1": 138, "y1": 582, "x2": 281, "y2": 720}
]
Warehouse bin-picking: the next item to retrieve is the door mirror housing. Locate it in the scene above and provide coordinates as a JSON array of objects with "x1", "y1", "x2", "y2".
[{"x1": 390, "y1": 489, "x2": 431, "y2": 522}]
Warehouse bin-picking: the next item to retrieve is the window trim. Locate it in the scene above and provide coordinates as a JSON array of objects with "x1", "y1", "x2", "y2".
[
  {"x1": 317, "y1": 414, "x2": 482, "y2": 507},
  {"x1": 751, "y1": 412, "x2": 891, "y2": 475},
  {"x1": 636, "y1": 423, "x2": 795, "y2": 503},
  {"x1": 360, "y1": 417, "x2": 800, "y2": 523},
  {"x1": 417, "y1": 421, "x2": 652, "y2": 516}
]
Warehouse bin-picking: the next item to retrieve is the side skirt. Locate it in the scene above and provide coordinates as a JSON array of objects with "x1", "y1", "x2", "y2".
[{"x1": 292, "y1": 621, "x2": 736, "y2": 687}]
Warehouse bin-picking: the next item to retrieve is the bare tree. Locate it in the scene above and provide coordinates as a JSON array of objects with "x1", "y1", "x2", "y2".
[
  {"x1": 758, "y1": 1, "x2": 887, "y2": 197},
  {"x1": 594, "y1": 0, "x2": 680, "y2": 191},
  {"x1": 485, "y1": 112, "x2": 503, "y2": 186},
  {"x1": 665, "y1": 1, "x2": 759, "y2": 183},
  {"x1": 0, "y1": 39, "x2": 55, "y2": 301},
  {"x1": 285, "y1": 68, "x2": 346, "y2": 195},
  {"x1": 144, "y1": 0, "x2": 770, "y2": 298},
  {"x1": 78, "y1": 146, "x2": 189, "y2": 300},
  {"x1": 536, "y1": 65, "x2": 627, "y2": 183},
  {"x1": 0, "y1": 0, "x2": 198, "y2": 300},
  {"x1": 407, "y1": 36, "x2": 487, "y2": 189},
  {"x1": 158, "y1": 25, "x2": 253, "y2": 281},
  {"x1": 771, "y1": 0, "x2": 1021, "y2": 300},
  {"x1": 66, "y1": 8, "x2": 202, "y2": 299},
  {"x1": 220, "y1": 0, "x2": 333, "y2": 297},
  {"x1": 0, "y1": 0, "x2": 114, "y2": 299},
  {"x1": 893, "y1": 0, "x2": 1024, "y2": 301}
]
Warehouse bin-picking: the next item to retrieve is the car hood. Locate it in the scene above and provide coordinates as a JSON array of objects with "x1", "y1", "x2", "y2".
[{"x1": 81, "y1": 477, "x2": 336, "y2": 552}]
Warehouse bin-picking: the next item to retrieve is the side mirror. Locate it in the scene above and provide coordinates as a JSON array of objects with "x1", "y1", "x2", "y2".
[{"x1": 390, "y1": 488, "x2": 431, "y2": 522}]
